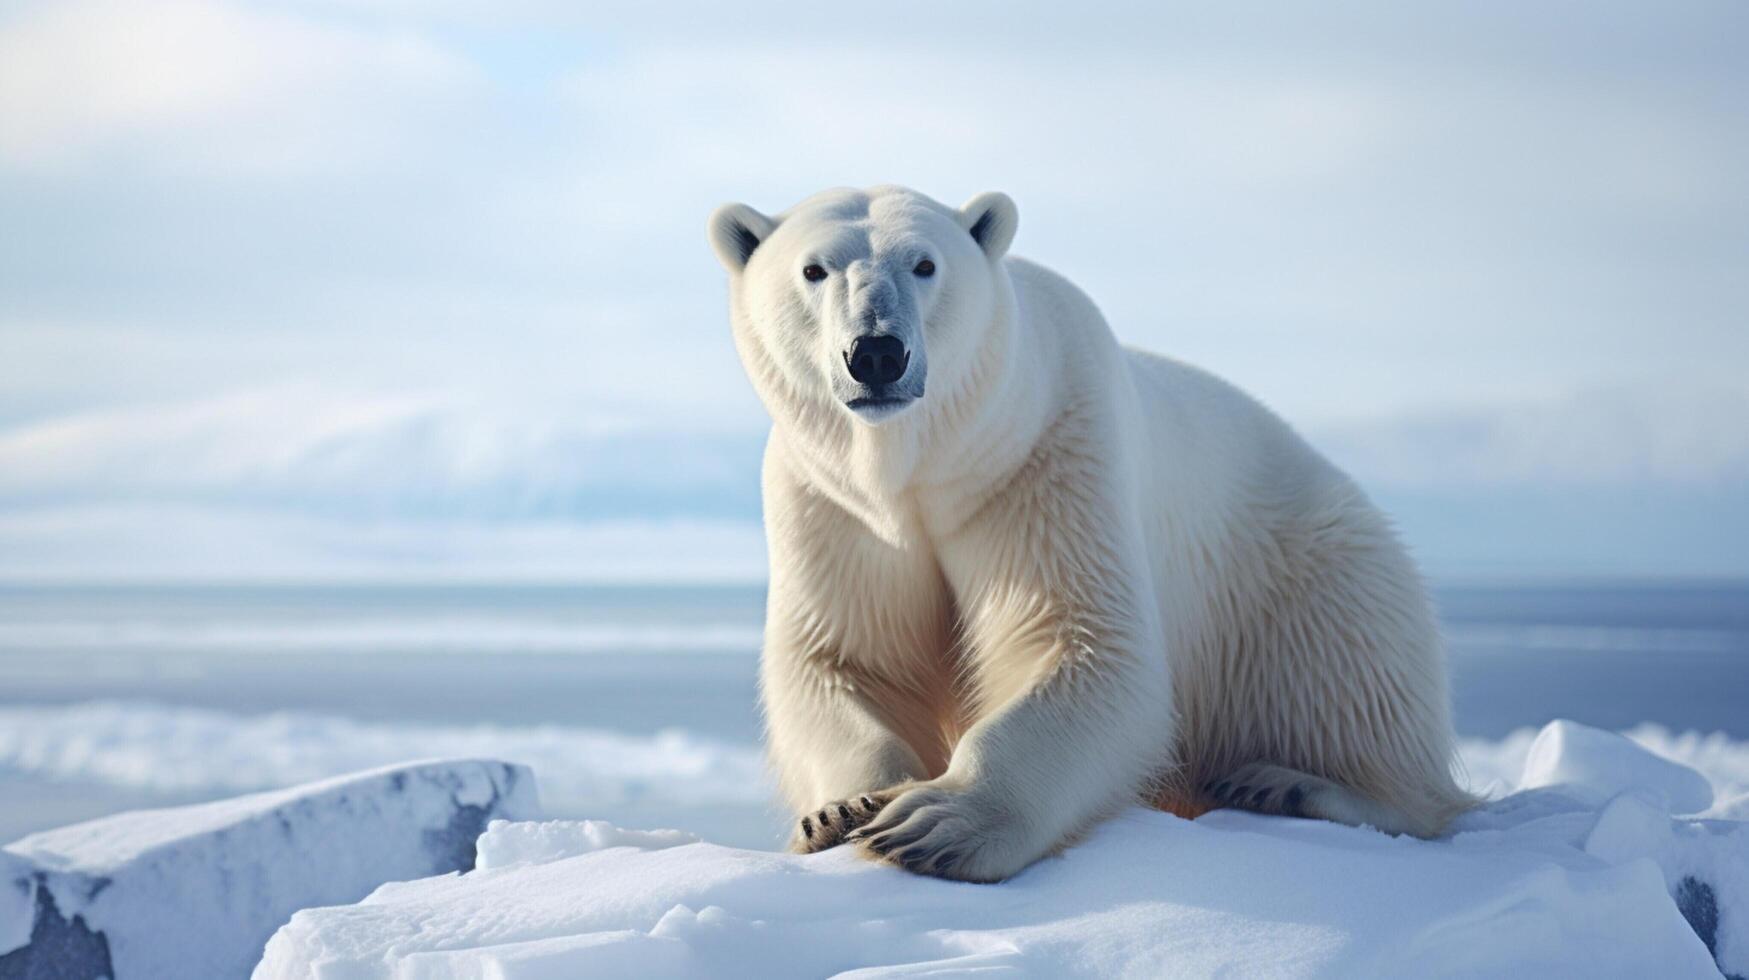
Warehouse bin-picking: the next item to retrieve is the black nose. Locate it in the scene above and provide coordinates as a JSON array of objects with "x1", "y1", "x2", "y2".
[{"x1": 844, "y1": 335, "x2": 909, "y2": 386}]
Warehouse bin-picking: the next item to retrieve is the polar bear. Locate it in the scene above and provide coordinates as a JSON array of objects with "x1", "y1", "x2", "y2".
[{"x1": 707, "y1": 185, "x2": 1473, "y2": 883}]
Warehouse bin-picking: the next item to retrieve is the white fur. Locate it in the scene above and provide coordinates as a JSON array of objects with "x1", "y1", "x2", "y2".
[{"x1": 709, "y1": 186, "x2": 1472, "y2": 882}]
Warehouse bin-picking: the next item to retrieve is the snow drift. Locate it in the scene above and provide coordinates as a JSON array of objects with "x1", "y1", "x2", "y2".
[
  {"x1": 1, "y1": 759, "x2": 537, "y2": 979},
  {"x1": 256, "y1": 721, "x2": 1748, "y2": 979}
]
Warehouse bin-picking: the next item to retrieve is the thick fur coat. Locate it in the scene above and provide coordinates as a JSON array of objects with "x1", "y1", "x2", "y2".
[{"x1": 708, "y1": 185, "x2": 1472, "y2": 882}]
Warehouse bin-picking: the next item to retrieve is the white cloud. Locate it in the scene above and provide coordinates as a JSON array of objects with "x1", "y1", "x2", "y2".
[
  {"x1": 0, "y1": 1, "x2": 1744, "y2": 577},
  {"x1": 556, "y1": 43, "x2": 1404, "y2": 220},
  {"x1": 546, "y1": 37, "x2": 1748, "y2": 427},
  {"x1": 0, "y1": 0, "x2": 474, "y2": 172},
  {"x1": 1315, "y1": 383, "x2": 1749, "y2": 488},
  {"x1": 0, "y1": 504, "x2": 767, "y2": 582},
  {"x1": 5, "y1": 3, "x2": 1744, "y2": 428},
  {"x1": 0, "y1": 386, "x2": 765, "y2": 518},
  {"x1": 6, "y1": 377, "x2": 1747, "y2": 521},
  {"x1": 0, "y1": 385, "x2": 428, "y2": 486}
]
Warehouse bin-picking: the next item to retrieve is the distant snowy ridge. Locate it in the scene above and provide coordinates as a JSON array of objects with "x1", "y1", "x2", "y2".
[
  {"x1": 1445, "y1": 621, "x2": 1749, "y2": 656},
  {"x1": 8, "y1": 616, "x2": 1742, "y2": 657},
  {"x1": 3, "y1": 701, "x2": 1747, "y2": 831},
  {"x1": 0, "y1": 696, "x2": 1742, "y2": 843},
  {"x1": 0, "y1": 701, "x2": 770, "y2": 810},
  {"x1": 0, "y1": 617, "x2": 763, "y2": 655}
]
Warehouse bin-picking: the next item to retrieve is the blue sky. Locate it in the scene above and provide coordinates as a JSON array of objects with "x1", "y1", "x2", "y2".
[{"x1": 0, "y1": 0, "x2": 1744, "y2": 580}]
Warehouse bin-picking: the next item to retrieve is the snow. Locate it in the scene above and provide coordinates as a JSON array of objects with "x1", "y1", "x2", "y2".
[
  {"x1": 1457, "y1": 724, "x2": 1749, "y2": 817},
  {"x1": 1, "y1": 759, "x2": 538, "y2": 979},
  {"x1": 0, "y1": 700, "x2": 770, "y2": 814},
  {"x1": 1519, "y1": 719, "x2": 1715, "y2": 812},
  {"x1": 475, "y1": 819, "x2": 700, "y2": 871},
  {"x1": 3, "y1": 704, "x2": 1745, "y2": 977},
  {"x1": 255, "y1": 722, "x2": 1749, "y2": 979}
]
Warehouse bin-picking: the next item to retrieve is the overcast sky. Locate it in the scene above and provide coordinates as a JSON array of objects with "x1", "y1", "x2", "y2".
[{"x1": 1, "y1": 0, "x2": 1745, "y2": 579}]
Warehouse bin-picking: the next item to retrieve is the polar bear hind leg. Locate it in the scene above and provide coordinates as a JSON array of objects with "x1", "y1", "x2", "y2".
[
  {"x1": 1203, "y1": 763, "x2": 1431, "y2": 836},
  {"x1": 1170, "y1": 478, "x2": 1477, "y2": 840}
]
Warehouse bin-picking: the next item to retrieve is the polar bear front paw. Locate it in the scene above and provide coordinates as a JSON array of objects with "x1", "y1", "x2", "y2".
[
  {"x1": 846, "y1": 782, "x2": 1021, "y2": 882},
  {"x1": 792, "y1": 790, "x2": 896, "y2": 853}
]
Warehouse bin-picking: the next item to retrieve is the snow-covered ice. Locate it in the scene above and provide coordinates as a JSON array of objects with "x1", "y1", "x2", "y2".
[
  {"x1": 474, "y1": 819, "x2": 700, "y2": 871},
  {"x1": 2, "y1": 759, "x2": 537, "y2": 979},
  {"x1": 256, "y1": 722, "x2": 1749, "y2": 979},
  {"x1": 4, "y1": 703, "x2": 1747, "y2": 978}
]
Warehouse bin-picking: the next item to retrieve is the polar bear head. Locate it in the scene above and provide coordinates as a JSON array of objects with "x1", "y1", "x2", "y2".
[{"x1": 708, "y1": 186, "x2": 1017, "y2": 427}]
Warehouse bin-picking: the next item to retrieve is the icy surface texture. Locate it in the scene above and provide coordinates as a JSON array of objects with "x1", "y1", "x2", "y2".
[{"x1": 2, "y1": 759, "x2": 537, "y2": 979}]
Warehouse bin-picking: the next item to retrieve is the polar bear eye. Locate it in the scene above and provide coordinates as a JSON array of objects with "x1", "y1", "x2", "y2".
[
  {"x1": 913, "y1": 259, "x2": 936, "y2": 278},
  {"x1": 802, "y1": 264, "x2": 828, "y2": 283}
]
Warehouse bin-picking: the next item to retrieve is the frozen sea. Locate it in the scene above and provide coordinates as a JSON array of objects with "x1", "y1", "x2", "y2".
[{"x1": 2, "y1": 581, "x2": 1746, "y2": 848}]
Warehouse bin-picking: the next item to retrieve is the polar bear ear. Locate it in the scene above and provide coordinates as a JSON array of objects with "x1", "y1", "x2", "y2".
[
  {"x1": 708, "y1": 203, "x2": 778, "y2": 272},
  {"x1": 958, "y1": 191, "x2": 1018, "y2": 260}
]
